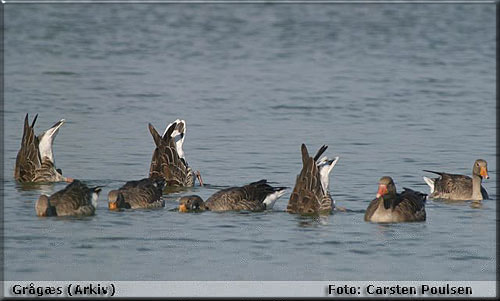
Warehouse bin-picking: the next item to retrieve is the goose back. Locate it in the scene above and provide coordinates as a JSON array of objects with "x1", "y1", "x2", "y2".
[
  {"x1": 205, "y1": 180, "x2": 284, "y2": 211},
  {"x1": 45, "y1": 180, "x2": 100, "y2": 216},
  {"x1": 116, "y1": 178, "x2": 165, "y2": 209}
]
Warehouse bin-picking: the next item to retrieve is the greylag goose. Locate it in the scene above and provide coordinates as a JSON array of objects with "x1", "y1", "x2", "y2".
[
  {"x1": 364, "y1": 176, "x2": 427, "y2": 223},
  {"x1": 108, "y1": 178, "x2": 165, "y2": 210},
  {"x1": 148, "y1": 119, "x2": 203, "y2": 187},
  {"x1": 178, "y1": 179, "x2": 286, "y2": 212},
  {"x1": 286, "y1": 144, "x2": 339, "y2": 214},
  {"x1": 423, "y1": 159, "x2": 489, "y2": 201},
  {"x1": 15, "y1": 113, "x2": 73, "y2": 183},
  {"x1": 35, "y1": 180, "x2": 101, "y2": 217}
]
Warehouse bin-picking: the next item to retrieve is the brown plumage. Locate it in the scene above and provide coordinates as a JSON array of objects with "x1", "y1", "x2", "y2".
[
  {"x1": 108, "y1": 178, "x2": 165, "y2": 210},
  {"x1": 148, "y1": 121, "x2": 201, "y2": 187},
  {"x1": 423, "y1": 159, "x2": 489, "y2": 201},
  {"x1": 14, "y1": 113, "x2": 72, "y2": 183},
  {"x1": 35, "y1": 180, "x2": 101, "y2": 217},
  {"x1": 178, "y1": 180, "x2": 286, "y2": 212},
  {"x1": 287, "y1": 144, "x2": 338, "y2": 214},
  {"x1": 364, "y1": 176, "x2": 427, "y2": 223}
]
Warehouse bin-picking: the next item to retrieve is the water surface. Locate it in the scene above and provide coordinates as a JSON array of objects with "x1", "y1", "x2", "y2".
[{"x1": 3, "y1": 4, "x2": 496, "y2": 280}]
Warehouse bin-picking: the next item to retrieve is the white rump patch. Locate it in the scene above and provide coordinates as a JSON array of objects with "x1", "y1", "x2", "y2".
[
  {"x1": 318, "y1": 156, "x2": 339, "y2": 194},
  {"x1": 423, "y1": 176, "x2": 435, "y2": 194},
  {"x1": 38, "y1": 119, "x2": 65, "y2": 163},
  {"x1": 164, "y1": 119, "x2": 186, "y2": 160},
  {"x1": 91, "y1": 191, "x2": 99, "y2": 208},
  {"x1": 263, "y1": 189, "x2": 286, "y2": 209}
]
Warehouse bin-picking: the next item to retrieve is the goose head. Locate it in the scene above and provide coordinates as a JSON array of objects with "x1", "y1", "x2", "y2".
[
  {"x1": 473, "y1": 159, "x2": 489, "y2": 180},
  {"x1": 179, "y1": 195, "x2": 204, "y2": 212},
  {"x1": 108, "y1": 190, "x2": 130, "y2": 210},
  {"x1": 376, "y1": 176, "x2": 397, "y2": 199}
]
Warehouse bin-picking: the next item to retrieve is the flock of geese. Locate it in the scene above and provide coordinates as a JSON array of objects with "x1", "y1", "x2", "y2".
[{"x1": 15, "y1": 113, "x2": 490, "y2": 223}]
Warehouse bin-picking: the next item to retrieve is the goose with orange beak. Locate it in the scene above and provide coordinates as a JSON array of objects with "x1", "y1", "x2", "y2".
[
  {"x1": 423, "y1": 159, "x2": 489, "y2": 201},
  {"x1": 178, "y1": 180, "x2": 286, "y2": 212},
  {"x1": 108, "y1": 178, "x2": 165, "y2": 210},
  {"x1": 364, "y1": 176, "x2": 427, "y2": 223}
]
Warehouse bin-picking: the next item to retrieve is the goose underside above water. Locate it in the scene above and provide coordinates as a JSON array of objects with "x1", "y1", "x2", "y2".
[
  {"x1": 148, "y1": 121, "x2": 202, "y2": 187},
  {"x1": 15, "y1": 113, "x2": 71, "y2": 183},
  {"x1": 287, "y1": 144, "x2": 339, "y2": 215}
]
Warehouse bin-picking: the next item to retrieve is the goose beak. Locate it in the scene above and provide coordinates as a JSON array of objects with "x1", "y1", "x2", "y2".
[
  {"x1": 376, "y1": 184, "x2": 388, "y2": 198},
  {"x1": 108, "y1": 202, "x2": 118, "y2": 210},
  {"x1": 65, "y1": 177, "x2": 74, "y2": 183},
  {"x1": 480, "y1": 167, "x2": 489, "y2": 179},
  {"x1": 179, "y1": 203, "x2": 188, "y2": 213}
]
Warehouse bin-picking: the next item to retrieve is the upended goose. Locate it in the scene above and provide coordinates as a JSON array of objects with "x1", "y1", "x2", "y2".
[
  {"x1": 423, "y1": 159, "x2": 489, "y2": 201},
  {"x1": 148, "y1": 119, "x2": 203, "y2": 187},
  {"x1": 178, "y1": 180, "x2": 286, "y2": 212},
  {"x1": 15, "y1": 113, "x2": 73, "y2": 183},
  {"x1": 108, "y1": 178, "x2": 165, "y2": 210},
  {"x1": 286, "y1": 144, "x2": 339, "y2": 214},
  {"x1": 35, "y1": 180, "x2": 101, "y2": 217},
  {"x1": 364, "y1": 176, "x2": 427, "y2": 223}
]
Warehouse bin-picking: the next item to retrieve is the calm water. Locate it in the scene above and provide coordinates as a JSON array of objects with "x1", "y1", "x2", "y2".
[{"x1": 3, "y1": 4, "x2": 496, "y2": 280}]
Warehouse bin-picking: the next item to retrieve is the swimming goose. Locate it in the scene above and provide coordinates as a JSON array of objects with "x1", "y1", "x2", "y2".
[
  {"x1": 178, "y1": 179, "x2": 286, "y2": 212},
  {"x1": 423, "y1": 159, "x2": 489, "y2": 201},
  {"x1": 286, "y1": 144, "x2": 339, "y2": 214},
  {"x1": 14, "y1": 113, "x2": 73, "y2": 183},
  {"x1": 35, "y1": 180, "x2": 101, "y2": 217},
  {"x1": 108, "y1": 178, "x2": 165, "y2": 210},
  {"x1": 364, "y1": 176, "x2": 427, "y2": 223},
  {"x1": 148, "y1": 119, "x2": 203, "y2": 187}
]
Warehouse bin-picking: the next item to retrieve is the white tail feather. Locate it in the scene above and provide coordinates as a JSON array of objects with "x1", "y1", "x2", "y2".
[
  {"x1": 263, "y1": 189, "x2": 286, "y2": 209},
  {"x1": 423, "y1": 176, "x2": 435, "y2": 194}
]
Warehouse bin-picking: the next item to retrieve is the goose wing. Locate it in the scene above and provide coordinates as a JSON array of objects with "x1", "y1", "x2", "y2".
[
  {"x1": 32, "y1": 157, "x2": 64, "y2": 183},
  {"x1": 50, "y1": 180, "x2": 97, "y2": 216},
  {"x1": 434, "y1": 173, "x2": 472, "y2": 195},
  {"x1": 14, "y1": 114, "x2": 42, "y2": 182},
  {"x1": 120, "y1": 178, "x2": 164, "y2": 206},
  {"x1": 204, "y1": 180, "x2": 285, "y2": 211},
  {"x1": 204, "y1": 186, "x2": 260, "y2": 211},
  {"x1": 393, "y1": 188, "x2": 427, "y2": 221}
]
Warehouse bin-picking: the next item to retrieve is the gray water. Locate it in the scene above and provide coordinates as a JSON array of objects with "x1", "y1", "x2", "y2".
[{"x1": 3, "y1": 4, "x2": 496, "y2": 281}]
